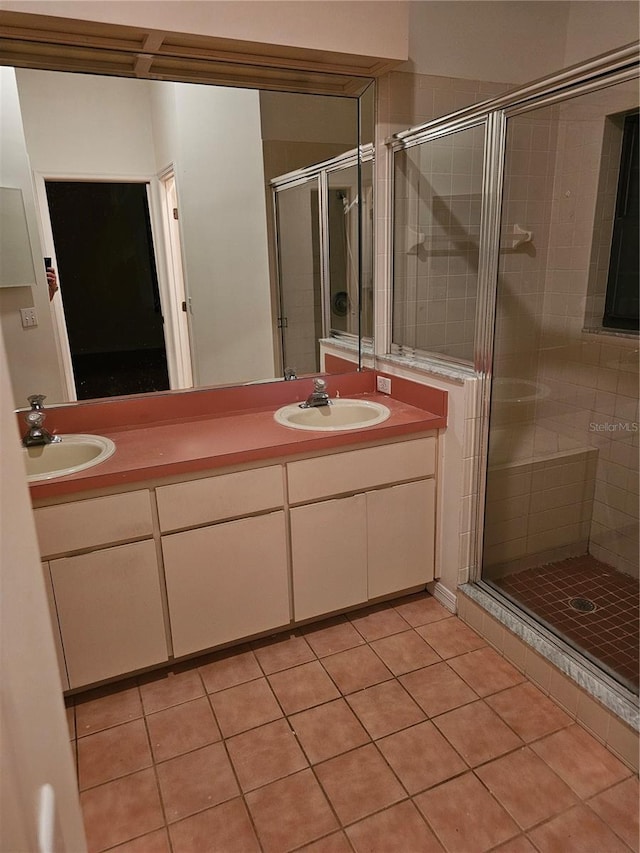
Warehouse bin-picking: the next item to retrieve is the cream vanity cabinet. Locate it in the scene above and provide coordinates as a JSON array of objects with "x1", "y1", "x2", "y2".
[
  {"x1": 156, "y1": 465, "x2": 290, "y2": 658},
  {"x1": 32, "y1": 433, "x2": 437, "y2": 690},
  {"x1": 34, "y1": 491, "x2": 168, "y2": 689},
  {"x1": 287, "y1": 436, "x2": 436, "y2": 621}
]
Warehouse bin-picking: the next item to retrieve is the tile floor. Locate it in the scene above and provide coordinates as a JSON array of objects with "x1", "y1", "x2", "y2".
[
  {"x1": 66, "y1": 592, "x2": 640, "y2": 853},
  {"x1": 491, "y1": 555, "x2": 640, "y2": 691}
]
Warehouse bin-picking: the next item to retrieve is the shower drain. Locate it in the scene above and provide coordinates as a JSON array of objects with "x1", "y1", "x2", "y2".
[{"x1": 568, "y1": 597, "x2": 597, "y2": 613}]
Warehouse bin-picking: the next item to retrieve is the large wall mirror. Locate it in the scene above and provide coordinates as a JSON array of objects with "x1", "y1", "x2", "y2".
[{"x1": 0, "y1": 62, "x2": 374, "y2": 406}]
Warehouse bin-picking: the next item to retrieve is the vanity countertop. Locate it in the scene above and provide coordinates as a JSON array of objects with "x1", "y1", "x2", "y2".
[{"x1": 27, "y1": 372, "x2": 447, "y2": 501}]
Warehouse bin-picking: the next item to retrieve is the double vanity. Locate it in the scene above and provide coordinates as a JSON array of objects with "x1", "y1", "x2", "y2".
[{"x1": 24, "y1": 371, "x2": 447, "y2": 693}]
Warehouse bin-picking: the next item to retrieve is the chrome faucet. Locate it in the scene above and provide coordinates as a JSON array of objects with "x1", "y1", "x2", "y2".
[
  {"x1": 22, "y1": 394, "x2": 60, "y2": 447},
  {"x1": 300, "y1": 378, "x2": 331, "y2": 408}
]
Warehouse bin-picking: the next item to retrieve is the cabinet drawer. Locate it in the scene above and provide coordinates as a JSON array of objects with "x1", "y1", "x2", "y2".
[
  {"x1": 156, "y1": 465, "x2": 284, "y2": 532},
  {"x1": 34, "y1": 490, "x2": 153, "y2": 557},
  {"x1": 287, "y1": 437, "x2": 436, "y2": 504}
]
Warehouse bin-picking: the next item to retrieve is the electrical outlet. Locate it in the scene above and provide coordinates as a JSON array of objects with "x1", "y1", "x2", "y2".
[
  {"x1": 376, "y1": 375, "x2": 392, "y2": 394},
  {"x1": 20, "y1": 307, "x2": 38, "y2": 328}
]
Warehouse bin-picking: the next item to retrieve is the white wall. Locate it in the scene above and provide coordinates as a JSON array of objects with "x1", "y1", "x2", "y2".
[
  {"x1": 404, "y1": 1, "x2": 570, "y2": 83},
  {"x1": 154, "y1": 83, "x2": 275, "y2": 386},
  {"x1": 0, "y1": 68, "x2": 64, "y2": 407},
  {"x1": 403, "y1": 1, "x2": 638, "y2": 84},
  {"x1": 564, "y1": 1, "x2": 640, "y2": 66},
  {"x1": 0, "y1": 326, "x2": 86, "y2": 852},
  {"x1": 16, "y1": 70, "x2": 157, "y2": 176}
]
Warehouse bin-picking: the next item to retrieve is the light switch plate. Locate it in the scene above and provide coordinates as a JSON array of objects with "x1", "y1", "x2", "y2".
[{"x1": 20, "y1": 307, "x2": 38, "y2": 328}]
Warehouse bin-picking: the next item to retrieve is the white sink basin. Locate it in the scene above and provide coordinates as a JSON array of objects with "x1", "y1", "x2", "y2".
[
  {"x1": 274, "y1": 398, "x2": 390, "y2": 431},
  {"x1": 23, "y1": 434, "x2": 116, "y2": 483}
]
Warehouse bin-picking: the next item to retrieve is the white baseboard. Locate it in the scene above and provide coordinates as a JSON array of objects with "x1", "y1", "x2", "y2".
[{"x1": 428, "y1": 581, "x2": 457, "y2": 613}]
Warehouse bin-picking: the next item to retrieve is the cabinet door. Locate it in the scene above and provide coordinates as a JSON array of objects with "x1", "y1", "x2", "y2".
[
  {"x1": 290, "y1": 494, "x2": 367, "y2": 621},
  {"x1": 50, "y1": 540, "x2": 168, "y2": 689},
  {"x1": 162, "y1": 511, "x2": 289, "y2": 658},
  {"x1": 367, "y1": 479, "x2": 435, "y2": 599},
  {"x1": 42, "y1": 562, "x2": 69, "y2": 690}
]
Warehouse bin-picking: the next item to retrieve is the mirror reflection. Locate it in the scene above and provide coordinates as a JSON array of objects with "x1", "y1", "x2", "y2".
[{"x1": 1, "y1": 66, "x2": 372, "y2": 404}]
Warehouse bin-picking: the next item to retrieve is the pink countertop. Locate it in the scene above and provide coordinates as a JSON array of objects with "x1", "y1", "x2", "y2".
[{"x1": 27, "y1": 371, "x2": 447, "y2": 501}]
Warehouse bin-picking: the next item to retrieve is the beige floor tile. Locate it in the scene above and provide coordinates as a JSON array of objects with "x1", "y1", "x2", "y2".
[
  {"x1": 289, "y1": 698, "x2": 370, "y2": 764},
  {"x1": 168, "y1": 798, "x2": 260, "y2": 853},
  {"x1": 146, "y1": 697, "x2": 221, "y2": 762},
  {"x1": 315, "y1": 744, "x2": 405, "y2": 825},
  {"x1": 476, "y1": 747, "x2": 578, "y2": 829},
  {"x1": 226, "y1": 718, "x2": 308, "y2": 792},
  {"x1": 156, "y1": 743, "x2": 239, "y2": 823},
  {"x1": 531, "y1": 724, "x2": 631, "y2": 799},
  {"x1": 268, "y1": 660, "x2": 340, "y2": 714},
  {"x1": 415, "y1": 771, "x2": 518, "y2": 853},
  {"x1": 528, "y1": 804, "x2": 630, "y2": 853},
  {"x1": 77, "y1": 719, "x2": 152, "y2": 790},
  {"x1": 347, "y1": 800, "x2": 445, "y2": 852},
  {"x1": 433, "y1": 700, "x2": 523, "y2": 767},
  {"x1": 246, "y1": 769, "x2": 338, "y2": 853},
  {"x1": 80, "y1": 768, "x2": 164, "y2": 853},
  {"x1": 588, "y1": 776, "x2": 640, "y2": 851},
  {"x1": 377, "y1": 720, "x2": 467, "y2": 794},
  {"x1": 346, "y1": 679, "x2": 425, "y2": 739},
  {"x1": 209, "y1": 677, "x2": 282, "y2": 738}
]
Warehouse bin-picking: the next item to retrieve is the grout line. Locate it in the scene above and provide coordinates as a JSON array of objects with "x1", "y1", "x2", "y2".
[{"x1": 76, "y1": 593, "x2": 637, "y2": 852}]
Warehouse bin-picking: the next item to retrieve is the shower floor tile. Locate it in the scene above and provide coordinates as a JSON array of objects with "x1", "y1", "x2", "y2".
[
  {"x1": 68, "y1": 592, "x2": 636, "y2": 853},
  {"x1": 491, "y1": 556, "x2": 639, "y2": 691}
]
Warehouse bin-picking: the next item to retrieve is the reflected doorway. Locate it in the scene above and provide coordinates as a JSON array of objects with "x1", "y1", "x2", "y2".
[{"x1": 45, "y1": 180, "x2": 170, "y2": 399}]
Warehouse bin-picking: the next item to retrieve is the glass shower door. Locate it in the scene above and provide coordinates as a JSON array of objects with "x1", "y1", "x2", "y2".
[
  {"x1": 482, "y1": 78, "x2": 639, "y2": 694},
  {"x1": 274, "y1": 177, "x2": 322, "y2": 376}
]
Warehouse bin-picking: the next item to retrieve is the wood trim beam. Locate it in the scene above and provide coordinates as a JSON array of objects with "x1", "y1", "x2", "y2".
[{"x1": 0, "y1": 10, "x2": 398, "y2": 94}]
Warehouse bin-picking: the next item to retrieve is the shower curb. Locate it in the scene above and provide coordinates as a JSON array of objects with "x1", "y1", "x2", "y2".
[{"x1": 460, "y1": 582, "x2": 639, "y2": 732}]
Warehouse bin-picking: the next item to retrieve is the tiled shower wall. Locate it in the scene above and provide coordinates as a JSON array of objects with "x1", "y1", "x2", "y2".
[
  {"x1": 491, "y1": 112, "x2": 557, "y2": 427},
  {"x1": 487, "y1": 82, "x2": 639, "y2": 578},
  {"x1": 483, "y1": 449, "x2": 598, "y2": 573},
  {"x1": 534, "y1": 80, "x2": 639, "y2": 578},
  {"x1": 386, "y1": 72, "x2": 507, "y2": 363},
  {"x1": 379, "y1": 71, "x2": 638, "y2": 584},
  {"x1": 375, "y1": 72, "x2": 511, "y2": 593},
  {"x1": 393, "y1": 127, "x2": 485, "y2": 361}
]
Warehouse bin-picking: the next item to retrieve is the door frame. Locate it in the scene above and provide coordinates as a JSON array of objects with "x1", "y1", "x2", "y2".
[
  {"x1": 33, "y1": 170, "x2": 192, "y2": 398},
  {"x1": 156, "y1": 166, "x2": 193, "y2": 388}
]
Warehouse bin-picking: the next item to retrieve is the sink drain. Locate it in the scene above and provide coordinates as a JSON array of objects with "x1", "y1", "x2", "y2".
[{"x1": 568, "y1": 597, "x2": 597, "y2": 613}]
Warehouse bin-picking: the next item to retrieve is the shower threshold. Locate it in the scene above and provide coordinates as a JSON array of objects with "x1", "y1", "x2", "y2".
[{"x1": 460, "y1": 581, "x2": 639, "y2": 731}]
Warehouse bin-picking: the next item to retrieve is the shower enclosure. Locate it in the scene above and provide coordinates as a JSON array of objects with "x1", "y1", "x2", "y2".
[
  {"x1": 272, "y1": 146, "x2": 373, "y2": 376},
  {"x1": 390, "y1": 46, "x2": 639, "y2": 699}
]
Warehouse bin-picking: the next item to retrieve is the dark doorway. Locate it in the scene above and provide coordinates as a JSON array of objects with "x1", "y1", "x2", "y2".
[{"x1": 45, "y1": 181, "x2": 170, "y2": 399}]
